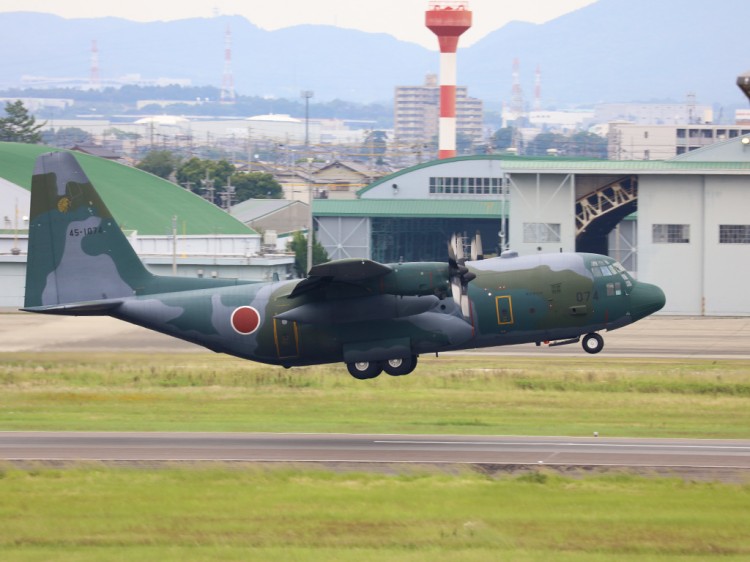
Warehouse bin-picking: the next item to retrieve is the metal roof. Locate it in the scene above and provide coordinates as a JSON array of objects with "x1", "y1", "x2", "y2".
[
  {"x1": 358, "y1": 154, "x2": 750, "y2": 196},
  {"x1": 0, "y1": 142, "x2": 255, "y2": 236},
  {"x1": 313, "y1": 199, "x2": 507, "y2": 218},
  {"x1": 231, "y1": 198, "x2": 305, "y2": 223}
]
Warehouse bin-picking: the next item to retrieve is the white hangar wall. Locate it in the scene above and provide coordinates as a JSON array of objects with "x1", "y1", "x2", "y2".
[
  {"x1": 638, "y1": 173, "x2": 750, "y2": 315},
  {"x1": 506, "y1": 173, "x2": 577, "y2": 255},
  {"x1": 317, "y1": 143, "x2": 750, "y2": 315},
  {"x1": 361, "y1": 158, "x2": 507, "y2": 201}
]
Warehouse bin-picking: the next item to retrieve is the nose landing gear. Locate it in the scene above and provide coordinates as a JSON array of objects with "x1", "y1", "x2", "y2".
[{"x1": 582, "y1": 332, "x2": 604, "y2": 354}]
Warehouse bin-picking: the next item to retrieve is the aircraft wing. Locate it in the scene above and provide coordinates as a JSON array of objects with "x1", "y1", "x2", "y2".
[
  {"x1": 289, "y1": 259, "x2": 392, "y2": 298},
  {"x1": 308, "y1": 259, "x2": 392, "y2": 281}
]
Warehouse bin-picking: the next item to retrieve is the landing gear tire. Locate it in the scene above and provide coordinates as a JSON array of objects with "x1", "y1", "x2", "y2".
[
  {"x1": 383, "y1": 355, "x2": 418, "y2": 377},
  {"x1": 582, "y1": 332, "x2": 604, "y2": 354},
  {"x1": 346, "y1": 361, "x2": 383, "y2": 380}
]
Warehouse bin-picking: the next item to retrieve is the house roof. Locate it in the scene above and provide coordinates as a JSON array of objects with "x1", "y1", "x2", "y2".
[
  {"x1": 313, "y1": 199, "x2": 507, "y2": 219},
  {"x1": 231, "y1": 198, "x2": 307, "y2": 223},
  {"x1": 0, "y1": 142, "x2": 255, "y2": 236}
]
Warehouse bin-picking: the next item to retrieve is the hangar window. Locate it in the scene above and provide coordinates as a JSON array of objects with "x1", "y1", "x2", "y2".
[
  {"x1": 720, "y1": 225, "x2": 750, "y2": 244},
  {"x1": 428, "y1": 176, "x2": 508, "y2": 197},
  {"x1": 523, "y1": 223, "x2": 561, "y2": 243},
  {"x1": 652, "y1": 224, "x2": 690, "y2": 244}
]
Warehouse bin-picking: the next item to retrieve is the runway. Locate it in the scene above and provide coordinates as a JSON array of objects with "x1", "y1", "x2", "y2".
[
  {"x1": 2, "y1": 314, "x2": 749, "y2": 479},
  {"x1": 1, "y1": 312, "x2": 748, "y2": 358},
  {"x1": 2, "y1": 432, "x2": 750, "y2": 473}
]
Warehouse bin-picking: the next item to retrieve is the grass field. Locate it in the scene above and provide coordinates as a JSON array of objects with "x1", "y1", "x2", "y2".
[
  {"x1": 2, "y1": 352, "x2": 750, "y2": 561},
  {"x1": 1, "y1": 352, "x2": 749, "y2": 437},
  {"x1": 0, "y1": 465, "x2": 749, "y2": 562}
]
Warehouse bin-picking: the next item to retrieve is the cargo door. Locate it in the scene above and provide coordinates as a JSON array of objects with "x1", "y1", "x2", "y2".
[{"x1": 274, "y1": 319, "x2": 299, "y2": 359}]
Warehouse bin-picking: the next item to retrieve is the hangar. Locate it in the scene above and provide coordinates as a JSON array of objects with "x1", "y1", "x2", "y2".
[
  {"x1": 314, "y1": 135, "x2": 750, "y2": 316},
  {"x1": 0, "y1": 143, "x2": 294, "y2": 307}
]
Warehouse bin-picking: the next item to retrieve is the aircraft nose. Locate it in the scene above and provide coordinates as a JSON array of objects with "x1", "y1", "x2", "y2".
[{"x1": 629, "y1": 281, "x2": 666, "y2": 320}]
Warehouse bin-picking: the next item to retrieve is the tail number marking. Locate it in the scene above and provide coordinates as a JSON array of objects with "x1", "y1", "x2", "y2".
[{"x1": 69, "y1": 226, "x2": 103, "y2": 237}]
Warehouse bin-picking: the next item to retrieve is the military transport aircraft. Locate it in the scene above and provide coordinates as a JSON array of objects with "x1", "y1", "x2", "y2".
[{"x1": 23, "y1": 152, "x2": 665, "y2": 379}]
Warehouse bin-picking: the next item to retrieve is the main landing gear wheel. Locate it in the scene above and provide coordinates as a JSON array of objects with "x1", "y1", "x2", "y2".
[
  {"x1": 383, "y1": 355, "x2": 418, "y2": 377},
  {"x1": 582, "y1": 332, "x2": 604, "y2": 354},
  {"x1": 346, "y1": 361, "x2": 383, "y2": 380}
]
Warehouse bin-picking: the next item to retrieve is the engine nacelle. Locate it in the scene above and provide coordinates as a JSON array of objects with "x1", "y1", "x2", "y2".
[{"x1": 380, "y1": 262, "x2": 450, "y2": 297}]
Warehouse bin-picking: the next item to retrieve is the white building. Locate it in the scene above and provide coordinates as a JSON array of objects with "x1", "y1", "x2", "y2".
[{"x1": 314, "y1": 135, "x2": 750, "y2": 316}]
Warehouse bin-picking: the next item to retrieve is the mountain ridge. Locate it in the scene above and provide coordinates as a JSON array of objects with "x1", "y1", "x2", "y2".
[{"x1": 1, "y1": 0, "x2": 748, "y2": 106}]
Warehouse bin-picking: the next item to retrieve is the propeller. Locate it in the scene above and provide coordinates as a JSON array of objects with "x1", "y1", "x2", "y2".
[
  {"x1": 470, "y1": 231, "x2": 484, "y2": 261},
  {"x1": 448, "y1": 232, "x2": 479, "y2": 318}
]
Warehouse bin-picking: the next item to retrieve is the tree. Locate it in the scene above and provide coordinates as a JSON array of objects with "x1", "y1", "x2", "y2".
[
  {"x1": 456, "y1": 132, "x2": 476, "y2": 155},
  {"x1": 492, "y1": 127, "x2": 515, "y2": 151},
  {"x1": 231, "y1": 172, "x2": 282, "y2": 203},
  {"x1": 41, "y1": 127, "x2": 93, "y2": 147},
  {"x1": 176, "y1": 157, "x2": 235, "y2": 204},
  {"x1": 136, "y1": 150, "x2": 180, "y2": 179},
  {"x1": 288, "y1": 230, "x2": 329, "y2": 278},
  {"x1": 568, "y1": 131, "x2": 608, "y2": 159},
  {"x1": 362, "y1": 130, "x2": 388, "y2": 164},
  {"x1": 526, "y1": 132, "x2": 568, "y2": 156},
  {"x1": 0, "y1": 100, "x2": 45, "y2": 143}
]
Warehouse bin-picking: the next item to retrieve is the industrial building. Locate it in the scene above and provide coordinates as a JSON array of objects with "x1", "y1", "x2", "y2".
[
  {"x1": 314, "y1": 134, "x2": 750, "y2": 316},
  {"x1": 608, "y1": 123, "x2": 750, "y2": 161},
  {"x1": 0, "y1": 142, "x2": 294, "y2": 307}
]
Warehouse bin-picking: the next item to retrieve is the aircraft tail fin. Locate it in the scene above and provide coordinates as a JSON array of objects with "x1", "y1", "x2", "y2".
[{"x1": 24, "y1": 151, "x2": 153, "y2": 309}]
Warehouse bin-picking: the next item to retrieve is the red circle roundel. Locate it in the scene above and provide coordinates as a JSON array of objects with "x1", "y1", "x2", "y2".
[{"x1": 230, "y1": 306, "x2": 261, "y2": 335}]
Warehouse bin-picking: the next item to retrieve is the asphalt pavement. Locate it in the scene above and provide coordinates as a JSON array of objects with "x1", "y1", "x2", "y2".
[{"x1": 0, "y1": 311, "x2": 748, "y2": 358}]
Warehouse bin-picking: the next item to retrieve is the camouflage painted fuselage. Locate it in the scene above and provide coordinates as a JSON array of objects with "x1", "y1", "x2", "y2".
[
  {"x1": 108, "y1": 252, "x2": 661, "y2": 367},
  {"x1": 23, "y1": 151, "x2": 665, "y2": 370}
]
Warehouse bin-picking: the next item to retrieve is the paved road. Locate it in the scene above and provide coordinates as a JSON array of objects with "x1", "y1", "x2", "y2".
[
  {"x1": 2, "y1": 432, "x2": 749, "y2": 470},
  {"x1": 1, "y1": 312, "x2": 749, "y2": 358}
]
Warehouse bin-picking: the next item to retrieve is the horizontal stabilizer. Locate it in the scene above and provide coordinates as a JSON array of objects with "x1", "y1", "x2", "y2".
[{"x1": 21, "y1": 299, "x2": 123, "y2": 316}]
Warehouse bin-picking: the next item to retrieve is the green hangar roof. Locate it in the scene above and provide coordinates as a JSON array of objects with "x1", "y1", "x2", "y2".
[
  {"x1": 313, "y1": 199, "x2": 507, "y2": 218},
  {"x1": 0, "y1": 142, "x2": 255, "y2": 236}
]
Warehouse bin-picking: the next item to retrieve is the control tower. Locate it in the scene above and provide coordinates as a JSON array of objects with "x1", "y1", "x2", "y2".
[{"x1": 426, "y1": 1, "x2": 472, "y2": 159}]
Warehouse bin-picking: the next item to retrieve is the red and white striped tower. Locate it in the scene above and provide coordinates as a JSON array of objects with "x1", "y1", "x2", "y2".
[
  {"x1": 426, "y1": 1, "x2": 472, "y2": 159},
  {"x1": 89, "y1": 40, "x2": 101, "y2": 91}
]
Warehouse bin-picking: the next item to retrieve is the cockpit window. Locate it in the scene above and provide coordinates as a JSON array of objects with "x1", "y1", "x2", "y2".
[
  {"x1": 590, "y1": 260, "x2": 634, "y2": 290},
  {"x1": 590, "y1": 259, "x2": 619, "y2": 278}
]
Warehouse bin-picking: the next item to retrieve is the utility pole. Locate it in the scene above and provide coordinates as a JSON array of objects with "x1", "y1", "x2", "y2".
[
  {"x1": 201, "y1": 170, "x2": 215, "y2": 205},
  {"x1": 306, "y1": 157, "x2": 314, "y2": 275},
  {"x1": 171, "y1": 215, "x2": 177, "y2": 275},
  {"x1": 222, "y1": 176, "x2": 235, "y2": 212},
  {"x1": 301, "y1": 90, "x2": 314, "y2": 151}
]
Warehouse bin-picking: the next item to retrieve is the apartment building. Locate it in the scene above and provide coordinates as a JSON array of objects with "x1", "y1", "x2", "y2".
[{"x1": 394, "y1": 74, "x2": 483, "y2": 148}]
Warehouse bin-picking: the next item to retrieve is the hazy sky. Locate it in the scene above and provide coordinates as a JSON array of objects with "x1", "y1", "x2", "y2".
[{"x1": 0, "y1": 0, "x2": 598, "y2": 48}]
